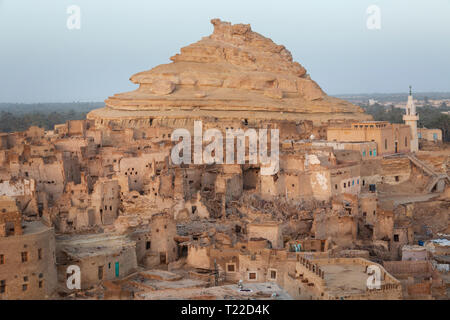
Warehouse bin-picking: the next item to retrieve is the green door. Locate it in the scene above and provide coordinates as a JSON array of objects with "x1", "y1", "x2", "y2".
[{"x1": 115, "y1": 262, "x2": 119, "y2": 278}]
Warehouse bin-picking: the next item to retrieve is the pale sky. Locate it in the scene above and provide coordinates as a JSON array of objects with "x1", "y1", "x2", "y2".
[{"x1": 0, "y1": 0, "x2": 449, "y2": 102}]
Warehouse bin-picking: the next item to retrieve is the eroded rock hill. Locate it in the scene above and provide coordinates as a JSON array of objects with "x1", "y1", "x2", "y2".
[{"x1": 88, "y1": 19, "x2": 371, "y2": 125}]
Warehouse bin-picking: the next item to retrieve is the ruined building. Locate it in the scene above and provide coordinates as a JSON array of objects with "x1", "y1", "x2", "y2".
[
  {"x1": 0, "y1": 19, "x2": 449, "y2": 300},
  {"x1": 0, "y1": 196, "x2": 57, "y2": 299}
]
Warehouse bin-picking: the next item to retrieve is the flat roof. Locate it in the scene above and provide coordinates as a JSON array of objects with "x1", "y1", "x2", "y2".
[
  {"x1": 22, "y1": 220, "x2": 52, "y2": 235},
  {"x1": 355, "y1": 121, "x2": 389, "y2": 123},
  {"x1": 57, "y1": 233, "x2": 135, "y2": 258},
  {"x1": 429, "y1": 239, "x2": 450, "y2": 247},
  {"x1": 131, "y1": 276, "x2": 206, "y2": 291},
  {"x1": 312, "y1": 140, "x2": 377, "y2": 145},
  {"x1": 402, "y1": 245, "x2": 427, "y2": 251},
  {"x1": 135, "y1": 282, "x2": 292, "y2": 300},
  {"x1": 320, "y1": 264, "x2": 368, "y2": 296}
]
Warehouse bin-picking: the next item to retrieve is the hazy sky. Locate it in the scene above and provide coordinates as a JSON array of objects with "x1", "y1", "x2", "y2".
[{"x1": 0, "y1": 0, "x2": 449, "y2": 102}]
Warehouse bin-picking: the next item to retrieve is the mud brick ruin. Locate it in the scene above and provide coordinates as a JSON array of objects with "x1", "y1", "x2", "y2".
[{"x1": 0, "y1": 19, "x2": 449, "y2": 300}]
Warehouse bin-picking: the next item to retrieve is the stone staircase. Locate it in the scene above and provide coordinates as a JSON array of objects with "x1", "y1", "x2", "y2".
[
  {"x1": 407, "y1": 154, "x2": 437, "y2": 176},
  {"x1": 425, "y1": 174, "x2": 450, "y2": 193},
  {"x1": 406, "y1": 154, "x2": 450, "y2": 193}
]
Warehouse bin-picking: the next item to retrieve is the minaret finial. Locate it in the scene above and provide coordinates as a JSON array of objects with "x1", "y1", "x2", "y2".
[{"x1": 409, "y1": 85, "x2": 412, "y2": 96}]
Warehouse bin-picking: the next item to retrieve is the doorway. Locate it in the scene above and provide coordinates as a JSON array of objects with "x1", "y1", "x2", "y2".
[
  {"x1": 115, "y1": 262, "x2": 119, "y2": 278},
  {"x1": 178, "y1": 245, "x2": 188, "y2": 258},
  {"x1": 98, "y1": 266, "x2": 104, "y2": 280},
  {"x1": 160, "y1": 252, "x2": 167, "y2": 264},
  {"x1": 395, "y1": 141, "x2": 398, "y2": 153}
]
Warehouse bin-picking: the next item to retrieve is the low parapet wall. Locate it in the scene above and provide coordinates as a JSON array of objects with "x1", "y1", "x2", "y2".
[
  {"x1": 294, "y1": 256, "x2": 326, "y2": 292},
  {"x1": 331, "y1": 284, "x2": 402, "y2": 300},
  {"x1": 313, "y1": 257, "x2": 401, "y2": 287}
]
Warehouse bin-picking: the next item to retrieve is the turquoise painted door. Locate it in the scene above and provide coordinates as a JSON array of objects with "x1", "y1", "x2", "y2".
[{"x1": 115, "y1": 262, "x2": 119, "y2": 278}]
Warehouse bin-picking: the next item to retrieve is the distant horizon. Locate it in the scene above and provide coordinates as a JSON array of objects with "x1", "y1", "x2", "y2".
[{"x1": 1, "y1": 91, "x2": 450, "y2": 105}]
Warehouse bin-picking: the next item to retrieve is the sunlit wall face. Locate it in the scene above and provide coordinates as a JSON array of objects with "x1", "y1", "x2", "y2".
[{"x1": 0, "y1": 0, "x2": 449, "y2": 102}]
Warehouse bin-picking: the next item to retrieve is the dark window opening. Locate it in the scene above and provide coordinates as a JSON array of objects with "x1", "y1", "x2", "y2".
[
  {"x1": 98, "y1": 266, "x2": 104, "y2": 280},
  {"x1": 178, "y1": 245, "x2": 188, "y2": 258},
  {"x1": 160, "y1": 253, "x2": 166, "y2": 264}
]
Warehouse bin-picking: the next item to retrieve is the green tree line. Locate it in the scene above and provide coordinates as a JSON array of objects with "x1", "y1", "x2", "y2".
[
  {"x1": 0, "y1": 110, "x2": 88, "y2": 133},
  {"x1": 0, "y1": 103, "x2": 101, "y2": 133}
]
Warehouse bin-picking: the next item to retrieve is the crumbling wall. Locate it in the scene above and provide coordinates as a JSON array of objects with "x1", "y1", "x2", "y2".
[
  {"x1": 313, "y1": 213, "x2": 356, "y2": 248},
  {"x1": 149, "y1": 213, "x2": 177, "y2": 264},
  {"x1": 247, "y1": 223, "x2": 283, "y2": 249},
  {"x1": 373, "y1": 210, "x2": 394, "y2": 242},
  {"x1": 186, "y1": 245, "x2": 210, "y2": 269},
  {"x1": 0, "y1": 221, "x2": 57, "y2": 299},
  {"x1": 91, "y1": 179, "x2": 120, "y2": 225},
  {"x1": 383, "y1": 260, "x2": 432, "y2": 277}
]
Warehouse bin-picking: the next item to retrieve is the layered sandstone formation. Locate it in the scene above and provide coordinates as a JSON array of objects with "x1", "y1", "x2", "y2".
[{"x1": 88, "y1": 19, "x2": 371, "y2": 127}]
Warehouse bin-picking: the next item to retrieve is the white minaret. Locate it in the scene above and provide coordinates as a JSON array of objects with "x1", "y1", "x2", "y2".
[{"x1": 403, "y1": 86, "x2": 419, "y2": 152}]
